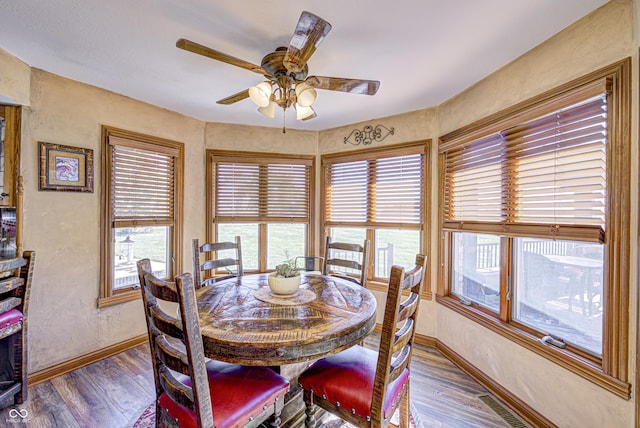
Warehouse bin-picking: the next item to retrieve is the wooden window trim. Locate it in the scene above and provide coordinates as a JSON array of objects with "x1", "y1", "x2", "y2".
[
  {"x1": 437, "y1": 59, "x2": 631, "y2": 397},
  {"x1": 320, "y1": 140, "x2": 432, "y2": 299},
  {"x1": 99, "y1": 126, "x2": 184, "y2": 307},
  {"x1": 206, "y1": 150, "x2": 316, "y2": 272}
]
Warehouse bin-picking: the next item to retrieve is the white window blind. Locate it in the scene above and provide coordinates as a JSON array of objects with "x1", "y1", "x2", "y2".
[
  {"x1": 442, "y1": 133, "x2": 504, "y2": 222},
  {"x1": 266, "y1": 164, "x2": 310, "y2": 219},
  {"x1": 325, "y1": 150, "x2": 424, "y2": 228},
  {"x1": 442, "y1": 94, "x2": 607, "y2": 242},
  {"x1": 213, "y1": 159, "x2": 311, "y2": 222},
  {"x1": 111, "y1": 144, "x2": 176, "y2": 224},
  {"x1": 325, "y1": 160, "x2": 368, "y2": 223},
  {"x1": 215, "y1": 163, "x2": 261, "y2": 218}
]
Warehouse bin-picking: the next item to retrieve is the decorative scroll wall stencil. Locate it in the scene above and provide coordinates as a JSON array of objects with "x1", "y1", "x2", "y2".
[{"x1": 344, "y1": 124, "x2": 395, "y2": 146}]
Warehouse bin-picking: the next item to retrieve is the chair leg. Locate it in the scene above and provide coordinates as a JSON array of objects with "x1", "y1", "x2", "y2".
[
  {"x1": 271, "y1": 396, "x2": 284, "y2": 428},
  {"x1": 398, "y1": 386, "x2": 409, "y2": 428},
  {"x1": 304, "y1": 390, "x2": 317, "y2": 428},
  {"x1": 270, "y1": 414, "x2": 281, "y2": 428}
]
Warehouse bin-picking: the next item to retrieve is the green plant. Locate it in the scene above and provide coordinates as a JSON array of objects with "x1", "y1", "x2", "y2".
[{"x1": 274, "y1": 256, "x2": 300, "y2": 278}]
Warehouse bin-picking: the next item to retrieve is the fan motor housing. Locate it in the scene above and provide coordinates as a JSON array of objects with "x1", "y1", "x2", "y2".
[{"x1": 261, "y1": 47, "x2": 308, "y2": 81}]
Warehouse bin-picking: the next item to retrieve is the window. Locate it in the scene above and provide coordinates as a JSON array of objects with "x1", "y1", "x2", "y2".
[
  {"x1": 322, "y1": 142, "x2": 429, "y2": 294},
  {"x1": 99, "y1": 127, "x2": 183, "y2": 307},
  {"x1": 438, "y1": 60, "x2": 630, "y2": 397},
  {"x1": 207, "y1": 151, "x2": 314, "y2": 272}
]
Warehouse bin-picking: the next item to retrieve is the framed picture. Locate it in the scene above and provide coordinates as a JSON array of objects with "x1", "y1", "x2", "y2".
[{"x1": 39, "y1": 142, "x2": 94, "y2": 192}]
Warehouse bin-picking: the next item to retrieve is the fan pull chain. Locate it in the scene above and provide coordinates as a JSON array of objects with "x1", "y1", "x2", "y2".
[{"x1": 282, "y1": 109, "x2": 286, "y2": 134}]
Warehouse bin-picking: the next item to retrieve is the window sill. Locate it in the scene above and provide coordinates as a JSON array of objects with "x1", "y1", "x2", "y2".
[
  {"x1": 436, "y1": 294, "x2": 630, "y2": 399},
  {"x1": 98, "y1": 289, "x2": 141, "y2": 308}
]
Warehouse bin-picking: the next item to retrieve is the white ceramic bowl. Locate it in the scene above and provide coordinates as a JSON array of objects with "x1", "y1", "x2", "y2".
[{"x1": 268, "y1": 272, "x2": 301, "y2": 295}]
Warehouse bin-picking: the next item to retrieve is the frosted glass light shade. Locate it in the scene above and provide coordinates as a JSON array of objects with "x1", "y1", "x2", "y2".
[
  {"x1": 296, "y1": 104, "x2": 316, "y2": 120},
  {"x1": 295, "y1": 82, "x2": 317, "y2": 107},
  {"x1": 249, "y1": 82, "x2": 273, "y2": 107},
  {"x1": 258, "y1": 101, "x2": 277, "y2": 119}
]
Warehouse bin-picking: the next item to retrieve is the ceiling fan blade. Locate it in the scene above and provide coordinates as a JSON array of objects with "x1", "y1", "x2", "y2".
[
  {"x1": 176, "y1": 38, "x2": 268, "y2": 75},
  {"x1": 216, "y1": 89, "x2": 250, "y2": 105},
  {"x1": 283, "y1": 11, "x2": 332, "y2": 74},
  {"x1": 305, "y1": 76, "x2": 380, "y2": 95}
]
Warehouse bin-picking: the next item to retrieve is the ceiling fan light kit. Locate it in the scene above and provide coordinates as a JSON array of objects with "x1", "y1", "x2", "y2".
[
  {"x1": 295, "y1": 104, "x2": 316, "y2": 121},
  {"x1": 176, "y1": 10, "x2": 380, "y2": 131},
  {"x1": 248, "y1": 81, "x2": 273, "y2": 107},
  {"x1": 294, "y1": 82, "x2": 317, "y2": 107},
  {"x1": 258, "y1": 99, "x2": 277, "y2": 119}
]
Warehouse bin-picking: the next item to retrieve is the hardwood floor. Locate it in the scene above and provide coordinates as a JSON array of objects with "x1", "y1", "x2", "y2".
[{"x1": 0, "y1": 336, "x2": 515, "y2": 427}]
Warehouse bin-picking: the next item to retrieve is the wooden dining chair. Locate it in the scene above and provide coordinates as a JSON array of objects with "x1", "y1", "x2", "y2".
[
  {"x1": 192, "y1": 236, "x2": 243, "y2": 289},
  {"x1": 137, "y1": 259, "x2": 289, "y2": 428},
  {"x1": 323, "y1": 236, "x2": 370, "y2": 287},
  {"x1": 299, "y1": 254, "x2": 426, "y2": 428},
  {"x1": 0, "y1": 251, "x2": 35, "y2": 409}
]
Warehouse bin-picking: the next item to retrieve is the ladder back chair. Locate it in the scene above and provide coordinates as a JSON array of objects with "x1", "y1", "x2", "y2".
[
  {"x1": 299, "y1": 254, "x2": 426, "y2": 428},
  {"x1": 137, "y1": 259, "x2": 289, "y2": 428},
  {"x1": 192, "y1": 236, "x2": 243, "y2": 289},
  {"x1": 323, "y1": 236, "x2": 370, "y2": 288},
  {"x1": 0, "y1": 251, "x2": 35, "y2": 409}
]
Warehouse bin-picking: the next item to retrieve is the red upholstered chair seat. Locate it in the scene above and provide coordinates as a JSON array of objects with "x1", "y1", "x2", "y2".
[
  {"x1": 298, "y1": 345, "x2": 409, "y2": 420},
  {"x1": 159, "y1": 360, "x2": 289, "y2": 428},
  {"x1": 0, "y1": 308, "x2": 23, "y2": 328}
]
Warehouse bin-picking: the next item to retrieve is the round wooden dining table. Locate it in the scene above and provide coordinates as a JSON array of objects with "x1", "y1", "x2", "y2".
[{"x1": 195, "y1": 272, "x2": 377, "y2": 366}]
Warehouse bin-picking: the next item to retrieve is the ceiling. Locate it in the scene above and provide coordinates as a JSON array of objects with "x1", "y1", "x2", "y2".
[{"x1": 0, "y1": 0, "x2": 609, "y2": 131}]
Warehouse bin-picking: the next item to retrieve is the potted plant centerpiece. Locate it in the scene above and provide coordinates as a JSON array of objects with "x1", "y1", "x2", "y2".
[{"x1": 268, "y1": 256, "x2": 301, "y2": 295}]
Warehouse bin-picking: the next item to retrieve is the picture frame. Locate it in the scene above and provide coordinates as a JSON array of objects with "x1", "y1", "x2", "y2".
[{"x1": 39, "y1": 142, "x2": 94, "y2": 192}]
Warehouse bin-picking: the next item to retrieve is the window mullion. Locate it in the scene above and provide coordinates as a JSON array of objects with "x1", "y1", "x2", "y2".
[
  {"x1": 258, "y1": 164, "x2": 268, "y2": 220},
  {"x1": 258, "y1": 164, "x2": 268, "y2": 270},
  {"x1": 367, "y1": 159, "x2": 375, "y2": 223},
  {"x1": 503, "y1": 136, "x2": 516, "y2": 223},
  {"x1": 259, "y1": 223, "x2": 267, "y2": 272},
  {"x1": 366, "y1": 228, "x2": 375, "y2": 281},
  {"x1": 499, "y1": 236, "x2": 511, "y2": 322}
]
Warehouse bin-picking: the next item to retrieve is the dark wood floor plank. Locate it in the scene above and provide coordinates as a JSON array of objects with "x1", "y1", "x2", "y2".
[
  {"x1": 0, "y1": 334, "x2": 516, "y2": 427},
  {"x1": 3, "y1": 381, "x2": 81, "y2": 428},
  {"x1": 50, "y1": 369, "x2": 128, "y2": 428},
  {"x1": 409, "y1": 346, "x2": 510, "y2": 428},
  {"x1": 82, "y1": 356, "x2": 154, "y2": 421}
]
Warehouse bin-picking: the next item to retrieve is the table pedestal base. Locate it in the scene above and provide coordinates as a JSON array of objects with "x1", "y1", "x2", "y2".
[{"x1": 266, "y1": 362, "x2": 327, "y2": 428}]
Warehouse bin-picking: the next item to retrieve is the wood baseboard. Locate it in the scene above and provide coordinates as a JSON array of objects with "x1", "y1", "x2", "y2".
[
  {"x1": 436, "y1": 339, "x2": 557, "y2": 428},
  {"x1": 414, "y1": 332, "x2": 437, "y2": 348},
  {"x1": 28, "y1": 334, "x2": 148, "y2": 386}
]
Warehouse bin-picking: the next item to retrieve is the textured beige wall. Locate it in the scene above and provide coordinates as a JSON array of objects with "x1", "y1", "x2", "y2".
[
  {"x1": 436, "y1": 1, "x2": 637, "y2": 426},
  {"x1": 20, "y1": 69, "x2": 206, "y2": 372},
  {"x1": 439, "y1": 0, "x2": 633, "y2": 135},
  {"x1": 0, "y1": 48, "x2": 30, "y2": 105},
  {"x1": 205, "y1": 122, "x2": 317, "y2": 154},
  {"x1": 318, "y1": 108, "x2": 436, "y2": 154},
  {"x1": 438, "y1": 308, "x2": 632, "y2": 427}
]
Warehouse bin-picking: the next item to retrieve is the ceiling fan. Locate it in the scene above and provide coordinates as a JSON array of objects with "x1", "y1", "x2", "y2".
[{"x1": 176, "y1": 11, "x2": 380, "y2": 130}]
